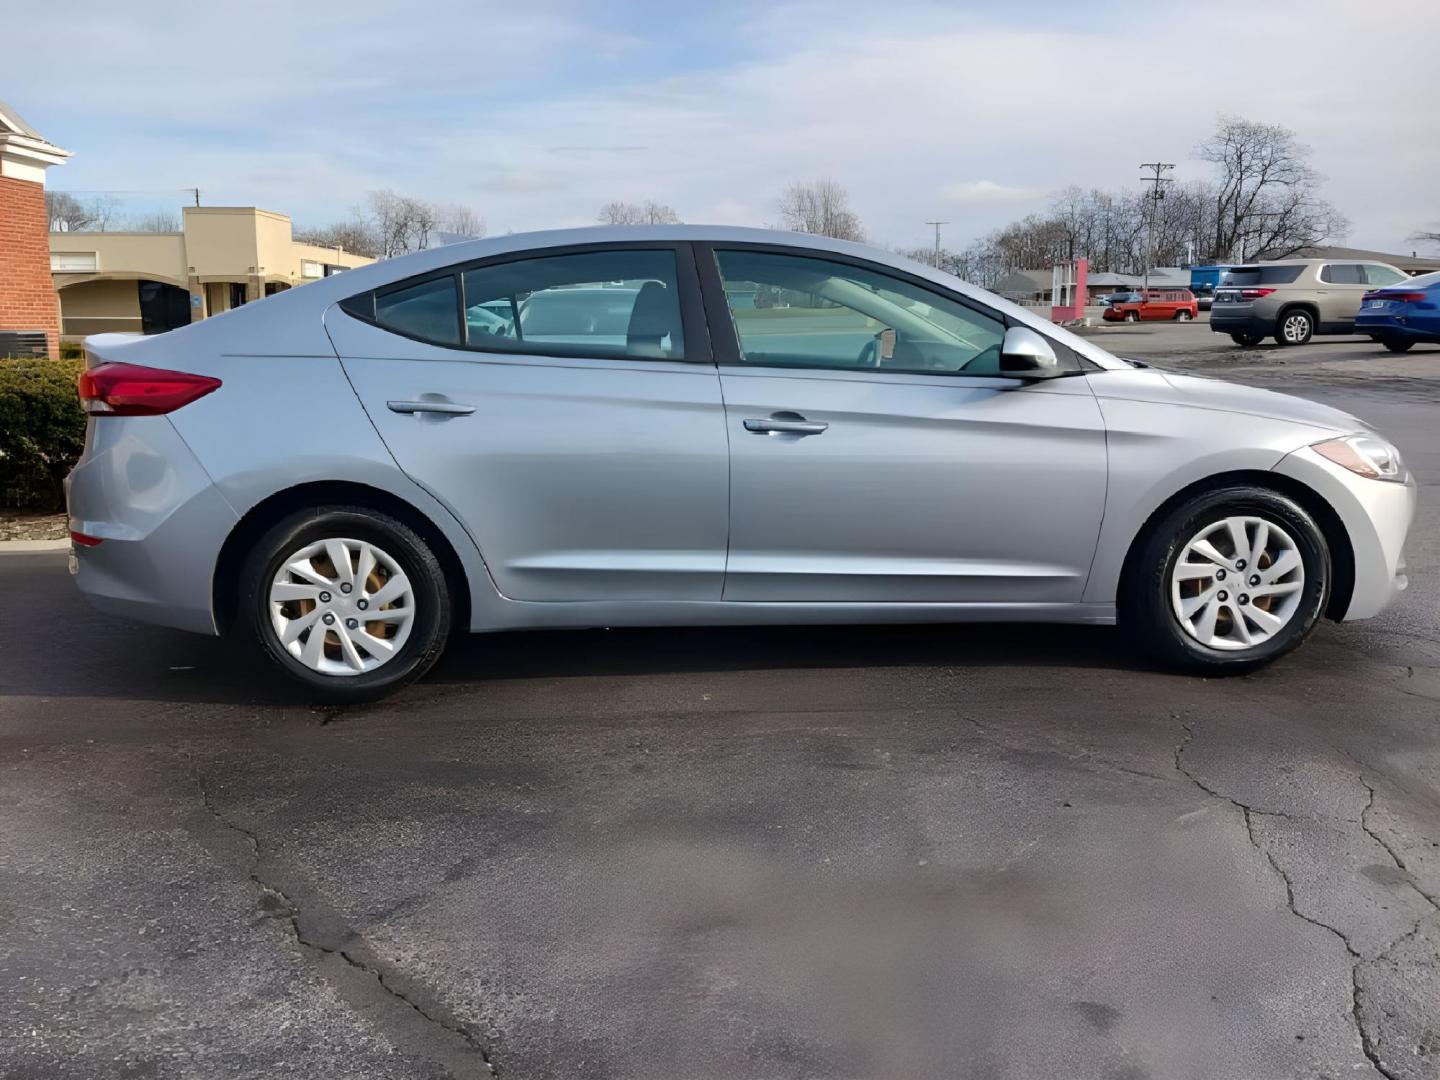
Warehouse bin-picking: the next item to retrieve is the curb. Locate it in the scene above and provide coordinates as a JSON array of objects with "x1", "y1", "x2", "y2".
[{"x1": 0, "y1": 538, "x2": 70, "y2": 553}]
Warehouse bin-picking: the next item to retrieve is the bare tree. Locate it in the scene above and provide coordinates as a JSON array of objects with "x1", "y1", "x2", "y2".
[
  {"x1": 775, "y1": 180, "x2": 864, "y2": 241},
  {"x1": 45, "y1": 192, "x2": 118, "y2": 232},
  {"x1": 1197, "y1": 116, "x2": 1347, "y2": 262},
  {"x1": 1410, "y1": 226, "x2": 1440, "y2": 251},
  {"x1": 598, "y1": 200, "x2": 682, "y2": 225},
  {"x1": 295, "y1": 218, "x2": 380, "y2": 258},
  {"x1": 435, "y1": 203, "x2": 485, "y2": 238},
  {"x1": 127, "y1": 210, "x2": 182, "y2": 233}
]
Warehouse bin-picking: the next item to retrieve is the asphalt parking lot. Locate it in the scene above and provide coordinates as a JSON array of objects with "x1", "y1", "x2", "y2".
[{"x1": 3, "y1": 326, "x2": 1438, "y2": 1080}]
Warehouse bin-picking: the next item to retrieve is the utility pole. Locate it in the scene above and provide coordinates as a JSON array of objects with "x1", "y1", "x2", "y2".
[
  {"x1": 1138, "y1": 162, "x2": 1173, "y2": 290},
  {"x1": 924, "y1": 220, "x2": 948, "y2": 269}
]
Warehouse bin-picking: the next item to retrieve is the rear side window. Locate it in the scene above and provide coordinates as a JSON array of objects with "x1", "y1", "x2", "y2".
[
  {"x1": 1320, "y1": 264, "x2": 1364, "y2": 285},
  {"x1": 461, "y1": 250, "x2": 685, "y2": 360},
  {"x1": 375, "y1": 276, "x2": 460, "y2": 345},
  {"x1": 1220, "y1": 265, "x2": 1305, "y2": 287},
  {"x1": 1363, "y1": 264, "x2": 1407, "y2": 287}
]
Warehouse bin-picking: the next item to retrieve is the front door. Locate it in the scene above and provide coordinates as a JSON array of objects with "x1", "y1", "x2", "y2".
[
  {"x1": 327, "y1": 244, "x2": 730, "y2": 602},
  {"x1": 701, "y1": 245, "x2": 1107, "y2": 604}
]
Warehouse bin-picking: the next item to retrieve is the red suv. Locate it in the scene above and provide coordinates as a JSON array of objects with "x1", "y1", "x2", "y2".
[{"x1": 1102, "y1": 288, "x2": 1199, "y2": 323}]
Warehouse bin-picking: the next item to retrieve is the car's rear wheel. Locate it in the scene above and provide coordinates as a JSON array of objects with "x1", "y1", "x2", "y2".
[
  {"x1": 1124, "y1": 310, "x2": 1140, "y2": 323},
  {"x1": 1382, "y1": 337, "x2": 1415, "y2": 353},
  {"x1": 1122, "y1": 486, "x2": 1329, "y2": 673},
  {"x1": 240, "y1": 507, "x2": 451, "y2": 700},
  {"x1": 1229, "y1": 332, "x2": 1264, "y2": 347},
  {"x1": 1276, "y1": 309, "x2": 1314, "y2": 346},
  {"x1": 1174, "y1": 310, "x2": 1193, "y2": 321}
]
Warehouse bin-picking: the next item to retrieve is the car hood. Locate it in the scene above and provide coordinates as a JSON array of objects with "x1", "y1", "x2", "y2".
[{"x1": 1095, "y1": 368, "x2": 1366, "y2": 433}]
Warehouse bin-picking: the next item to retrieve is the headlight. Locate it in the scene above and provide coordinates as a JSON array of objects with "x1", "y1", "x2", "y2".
[{"x1": 1313, "y1": 434, "x2": 1406, "y2": 482}]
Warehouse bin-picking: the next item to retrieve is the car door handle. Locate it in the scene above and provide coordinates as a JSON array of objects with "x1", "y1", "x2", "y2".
[
  {"x1": 743, "y1": 415, "x2": 828, "y2": 436},
  {"x1": 387, "y1": 399, "x2": 476, "y2": 416}
]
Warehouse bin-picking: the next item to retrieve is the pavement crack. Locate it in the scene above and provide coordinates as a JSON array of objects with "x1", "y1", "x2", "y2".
[
  {"x1": 1173, "y1": 723, "x2": 1389, "y2": 1078},
  {"x1": 186, "y1": 753, "x2": 497, "y2": 1078}
]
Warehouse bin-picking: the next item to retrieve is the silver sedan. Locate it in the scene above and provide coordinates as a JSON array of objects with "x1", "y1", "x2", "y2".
[{"x1": 66, "y1": 227, "x2": 1417, "y2": 699}]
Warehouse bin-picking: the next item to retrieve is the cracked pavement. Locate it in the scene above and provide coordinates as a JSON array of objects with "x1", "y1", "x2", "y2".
[{"x1": 2, "y1": 335, "x2": 1438, "y2": 1079}]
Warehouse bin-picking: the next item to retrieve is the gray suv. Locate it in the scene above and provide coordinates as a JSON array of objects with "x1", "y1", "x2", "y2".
[{"x1": 1210, "y1": 258, "x2": 1410, "y2": 346}]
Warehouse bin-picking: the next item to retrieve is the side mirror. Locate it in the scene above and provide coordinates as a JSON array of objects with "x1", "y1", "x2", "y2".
[{"x1": 999, "y1": 326, "x2": 1060, "y2": 377}]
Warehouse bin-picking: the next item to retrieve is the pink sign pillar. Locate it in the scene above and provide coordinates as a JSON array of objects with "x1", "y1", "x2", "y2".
[{"x1": 1049, "y1": 257, "x2": 1088, "y2": 324}]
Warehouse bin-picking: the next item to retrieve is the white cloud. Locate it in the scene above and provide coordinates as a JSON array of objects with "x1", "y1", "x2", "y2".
[
  {"x1": 7, "y1": 0, "x2": 1436, "y2": 252},
  {"x1": 939, "y1": 181, "x2": 1042, "y2": 205}
]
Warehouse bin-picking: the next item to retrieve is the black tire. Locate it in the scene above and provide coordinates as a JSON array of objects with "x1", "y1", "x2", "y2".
[
  {"x1": 239, "y1": 506, "x2": 451, "y2": 701},
  {"x1": 1230, "y1": 332, "x2": 1264, "y2": 347},
  {"x1": 1124, "y1": 310, "x2": 1140, "y2": 323},
  {"x1": 1383, "y1": 337, "x2": 1415, "y2": 353},
  {"x1": 1173, "y1": 310, "x2": 1193, "y2": 321},
  {"x1": 1275, "y1": 308, "x2": 1314, "y2": 346},
  {"x1": 1120, "y1": 485, "x2": 1330, "y2": 674}
]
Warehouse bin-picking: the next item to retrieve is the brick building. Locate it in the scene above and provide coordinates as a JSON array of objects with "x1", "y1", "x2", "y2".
[{"x1": 0, "y1": 100, "x2": 70, "y2": 358}]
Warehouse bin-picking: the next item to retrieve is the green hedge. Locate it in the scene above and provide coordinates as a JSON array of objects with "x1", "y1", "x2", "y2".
[{"x1": 0, "y1": 357, "x2": 86, "y2": 511}]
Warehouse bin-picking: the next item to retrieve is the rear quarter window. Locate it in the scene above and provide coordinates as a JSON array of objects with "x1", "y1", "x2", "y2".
[{"x1": 1220, "y1": 265, "x2": 1305, "y2": 287}]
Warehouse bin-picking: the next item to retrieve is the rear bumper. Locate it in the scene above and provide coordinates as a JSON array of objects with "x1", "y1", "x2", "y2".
[
  {"x1": 1208, "y1": 306, "x2": 1270, "y2": 334},
  {"x1": 1273, "y1": 446, "x2": 1418, "y2": 621},
  {"x1": 65, "y1": 417, "x2": 237, "y2": 635},
  {"x1": 1354, "y1": 314, "x2": 1438, "y2": 341}
]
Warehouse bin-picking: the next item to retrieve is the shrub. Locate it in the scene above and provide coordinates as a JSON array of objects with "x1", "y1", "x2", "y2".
[{"x1": 0, "y1": 357, "x2": 86, "y2": 511}]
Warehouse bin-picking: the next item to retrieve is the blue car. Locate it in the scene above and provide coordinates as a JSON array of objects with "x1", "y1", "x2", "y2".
[{"x1": 1355, "y1": 269, "x2": 1440, "y2": 352}]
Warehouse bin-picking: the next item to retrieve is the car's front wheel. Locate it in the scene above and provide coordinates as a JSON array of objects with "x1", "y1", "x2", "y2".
[
  {"x1": 1124, "y1": 310, "x2": 1140, "y2": 323},
  {"x1": 240, "y1": 507, "x2": 451, "y2": 700},
  {"x1": 1174, "y1": 310, "x2": 1193, "y2": 321},
  {"x1": 1122, "y1": 486, "x2": 1329, "y2": 673}
]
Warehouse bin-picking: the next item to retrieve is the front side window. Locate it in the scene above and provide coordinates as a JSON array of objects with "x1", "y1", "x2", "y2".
[
  {"x1": 714, "y1": 249, "x2": 1008, "y2": 376},
  {"x1": 461, "y1": 250, "x2": 685, "y2": 360},
  {"x1": 1363, "y1": 264, "x2": 1407, "y2": 287},
  {"x1": 375, "y1": 276, "x2": 460, "y2": 345},
  {"x1": 1320, "y1": 263, "x2": 1364, "y2": 285}
]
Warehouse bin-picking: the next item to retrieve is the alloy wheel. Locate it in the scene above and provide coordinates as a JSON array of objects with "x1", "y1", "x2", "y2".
[
  {"x1": 268, "y1": 537, "x2": 416, "y2": 675},
  {"x1": 1169, "y1": 516, "x2": 1305, "y2": 650},
  {"x1": 1282, "y1": 314, "x2": 1311, "y2": 343}
]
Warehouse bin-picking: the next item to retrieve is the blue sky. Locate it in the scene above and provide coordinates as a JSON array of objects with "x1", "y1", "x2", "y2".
[{"x1": 9, "y1": 0, "x2": 1438, "y2": 252}]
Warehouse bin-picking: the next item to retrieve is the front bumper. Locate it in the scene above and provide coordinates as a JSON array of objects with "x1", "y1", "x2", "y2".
[
  {"x1": 1273, "y1": 445, "x2": 1418, "y2": 620},
  {"x1": 66, "y1": 416, "x2": 237, "y2": 635}
]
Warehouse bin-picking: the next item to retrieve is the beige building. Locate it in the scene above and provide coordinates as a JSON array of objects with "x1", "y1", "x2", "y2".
[{"x1": 49, "y1": 206, "x2": 372, "y2": 339}]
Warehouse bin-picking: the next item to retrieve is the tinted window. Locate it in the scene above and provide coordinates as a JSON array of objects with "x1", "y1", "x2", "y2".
[
  {"x1": 1320, "y1": 263, "x2": 1364, "y2": 285},
  {"x1": 375, "y1": 276, "x2": 460, "y2": 345},
  {"x1": 715, "y1": 249, "x2": 1009, "y2": 376},
  {"x1": 1362, "y1": 264, "x2": 1407, "y2": 287},
  {"x1": 461, "y1": 250, "x2": 685, "y2": 360},
  {"x1": 1220, "y1": 265, "x2": 1305, "y2": 287}
]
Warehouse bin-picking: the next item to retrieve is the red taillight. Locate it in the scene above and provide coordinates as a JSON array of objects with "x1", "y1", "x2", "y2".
[
  {"x1": 1239, "y1": 288, "x2": 1275, "y2": 299},
  {"x1": 1381, "y1": 292, "x2": 1426, "y2": 303},
  {"x1": 77, "y1": 363, "x2": 221, "y2": 416},
  {"x1": 69, "y1": 530, "x2": 103, "y2": 548}
]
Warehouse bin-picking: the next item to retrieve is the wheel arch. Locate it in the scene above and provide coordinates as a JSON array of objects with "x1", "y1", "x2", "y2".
[
  {"x1": 212, "y1": 480, "x2": 473, "y2": 634},
  {"x1": 1117, "y1": 469, "x2": 1355, "y2": 622}
]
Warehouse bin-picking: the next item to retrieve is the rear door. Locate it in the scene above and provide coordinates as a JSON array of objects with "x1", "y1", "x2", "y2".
[
  {"x1": 326, "y1": 243, "x2": 731, "y2": 602},
  {"x1": 699, "y1": 243, "x2": 1107, "y2": 604},
  {"x1": 1317, "y1": 263, "x2": 1367, "y2": 329}
]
